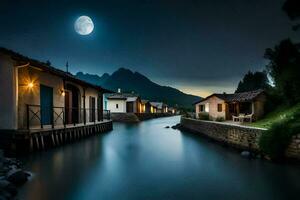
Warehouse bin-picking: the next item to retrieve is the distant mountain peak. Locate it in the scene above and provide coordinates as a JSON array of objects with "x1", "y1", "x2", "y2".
[
  {"x1": 76, "y1": 68, "x2": 201, "y2": 109},
  {"x1": 114, "y1": 67, "x2": 133, "y2": 74}
]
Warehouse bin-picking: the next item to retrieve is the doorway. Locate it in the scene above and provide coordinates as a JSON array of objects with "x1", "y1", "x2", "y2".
[{"x1": 40, "y1": 84, "x2": 53, "y2": 125}]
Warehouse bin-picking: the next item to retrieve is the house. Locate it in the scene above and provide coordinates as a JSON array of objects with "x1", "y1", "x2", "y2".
[
  {"x1": 106, "y1": 92, "x2": 142, "y2": 113},
  {"x1": 150, "y1": 102, "x2": 168, "y2": 113},
  {"x1": 140, "y1": 100, "x2": 152, "y2": 113},
  {"x1": 0, "y1": 48, "x2": 113, "y2": 151},
  {"x1": 194, "y1": 89, "x2": 266, "y2": 121},
  {"x1": 168, "y1": 107, "x2": 176, "y2": 114}
]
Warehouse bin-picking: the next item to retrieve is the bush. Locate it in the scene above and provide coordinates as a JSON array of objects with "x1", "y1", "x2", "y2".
[
  {"x1": 259, "y1": 121, "x2": 292, "y2": 160},
  {"x1": 259, "y1": 108, "x2": 300, "y2": 160},
  {"x1": 216, "y1": 117, "x2": 225, "y2": 122},
  {"x1": 198, "y1": 113, "x2": 209, "y2": 120}
]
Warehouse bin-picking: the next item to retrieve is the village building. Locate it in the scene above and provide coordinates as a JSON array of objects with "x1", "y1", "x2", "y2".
[
  {"x1": 105, "y1": 91, "x2": 142, "y2": 113},
  {"x1": 194, "y1": 89, "x2": 266, "y2": 122},
  {"x1": 150, "y1": 102, "x2": 168, "y2": 113},
  {"x1": 0, "y1": 48, "x2": 113, "y2": 152},
  {"x1": 168, "y1": 107, "x2": 176, "y2": 114},
  {"x1": 140, "y1": 100, "x2": 152, "y2": 113}
]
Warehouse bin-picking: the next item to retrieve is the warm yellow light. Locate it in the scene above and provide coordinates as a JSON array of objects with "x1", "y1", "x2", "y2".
[
  {"x1": 61, "y1": 89, "x2": 66, "y2": 96},
  {"x1": 28, "y1": 82, "x2": 34, "y2": 89}
]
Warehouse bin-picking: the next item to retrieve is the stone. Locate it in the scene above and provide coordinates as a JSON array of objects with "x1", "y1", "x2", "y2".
[
  {"x1": 0, "y1": 189, "x2": 11, "y2": 200},
  {"x1": 240, "y1": 151, "x2": 251, "y2": 158},
  {"x1": 256, "y1": 154, "x2": 262, "y2": 159},
  {"x1": 171, "y1": 124, "x2": 181, "y2": 130},
  {"x1": 6, "y1": 170, "x2": 30, "y2": 186},
  {"x1": 165, "y1": 126, "x2": 170, "y2": 128},
  {"x1": 4, "y1": 183, "x2": 18, "y2": 196}
]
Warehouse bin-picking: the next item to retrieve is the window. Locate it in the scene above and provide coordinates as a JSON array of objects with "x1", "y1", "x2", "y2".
[
  {"x1": 116, "y1": 104, "x2": 119, "y2": 109},
  {"x1": 205, "y1": 103, "x2": 210, "y2": 112},
  {"x1": 217, "y1": 104, "x2": 222, "y2": 112},
  {"x1": 199, "y1": 105, "x2": 205, "y2": 112}
]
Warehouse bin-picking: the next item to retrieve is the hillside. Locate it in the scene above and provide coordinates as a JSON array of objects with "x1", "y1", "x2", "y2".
[
  {"x1": 247, "y1": 103, "x2": 300, "y2": 129},
  {"x1": 76, "y1": 68, "x2": 201, "y2": 109}
]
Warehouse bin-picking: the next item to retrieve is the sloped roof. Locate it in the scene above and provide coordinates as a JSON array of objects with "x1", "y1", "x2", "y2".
[
  {"x1": 106, "y1": 94, "x2": 127, "y2": 100},
  {"x1": 0, "y1": 47, "x2": 112, "y2": 93},
  {"x1": 194, "y1": 89, "x2": 265, "y2": 104},
  {"x1": 150, "y1": 102, "x2": 163, "y2": 109},
  {"x1": 106, "y1": 93, "x2": 140, "y2": 101},
  {"x1": 141, "y1": 99, "x2": 149, "y2": 104}
]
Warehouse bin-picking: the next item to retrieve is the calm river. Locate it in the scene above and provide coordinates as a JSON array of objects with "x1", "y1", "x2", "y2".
[{"x1": 18, "y1": 116, "x2": 300, "y2": 200}]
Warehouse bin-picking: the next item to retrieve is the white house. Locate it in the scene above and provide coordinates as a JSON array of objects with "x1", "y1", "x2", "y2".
[{"x1": 105, "y1": 92, "x2": 142, "y2": 113}]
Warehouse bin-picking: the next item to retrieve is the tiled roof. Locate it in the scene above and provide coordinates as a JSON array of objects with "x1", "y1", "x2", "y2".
[
  {"x1": 0, "y1": 47, "x2": 112, "y2": 93},
  {"x1": 195, "y1": 89, "x2": 265, "y2": 104},
  {"x1": 141, "y1": 99, "x2": 149, "y2": 104},
  {"x1": 150, "y1": 102, "x2": 163, "y2": 109},
  {"x1": 107, "y1": 93, "x2": 140, "y2": 100}
]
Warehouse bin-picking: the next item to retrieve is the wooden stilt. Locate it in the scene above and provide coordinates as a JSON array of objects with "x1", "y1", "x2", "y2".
[
  {"x1": 40, "y1": 134, "x2": 45, "y2": 150},
  {"x1": 35, "y1": 135, "x2": 40, "y2": 150},
  {"x1": 29, "y1": 136, "x2": 33, "y2": 152},
  {"x1": 51, "y1": 132, "x2": 56, "y2": 146}
]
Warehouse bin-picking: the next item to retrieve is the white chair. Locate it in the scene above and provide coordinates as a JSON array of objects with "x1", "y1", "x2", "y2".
[
  {"x1": 244, "y1": 114, "x2": 254, "y2": 122},
  {"x1": 232, "y1": 115, "x2": 239, "y2": 122}
]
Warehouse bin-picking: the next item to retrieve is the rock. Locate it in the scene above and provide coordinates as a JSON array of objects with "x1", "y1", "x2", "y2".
[
  {"x1": 241, "y1": 151, "x2": 251, "y2": 158},
  {"x1": 4, "y1": 183, "x2": 18, "y2": 196},
  {"x1": 6, "y1": 170, "x2": 30, "y2": 186},
  {"x1": 0, "y1": 180, "x2": 18, "y2": 196},
  {"x1": 256, "y1": 154, "x2": 262, "y2": 159},
  {"x1": 0, "y1": 189, "x2": 12, "y2": 200},
  {"x1": 165, "y1": 126, "x2": 170, "y2": 128},
  {"x1": 0, "y1": 180, "x2": 10, "y2": 188},
  {"x1": 171, "y1": 124, "x2": 181, "y2": 129}
]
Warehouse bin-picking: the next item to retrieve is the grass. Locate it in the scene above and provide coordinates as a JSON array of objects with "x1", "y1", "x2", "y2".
[{"x1": 246, "y1": 103, "x2": 300, "y2": 129}]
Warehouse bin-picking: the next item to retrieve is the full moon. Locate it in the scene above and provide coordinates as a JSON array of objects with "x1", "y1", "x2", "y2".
[{"x1": 74, "y1": 16, "x2": 94, "y2": 35}]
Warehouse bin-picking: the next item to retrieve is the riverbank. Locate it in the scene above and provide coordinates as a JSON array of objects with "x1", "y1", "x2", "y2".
[
  {"x1": 0, "y1": 150, "x2": 30, "y2": 199},
  {"x1": 180, "y1": 117, "x2": 300, "y2": 161}
]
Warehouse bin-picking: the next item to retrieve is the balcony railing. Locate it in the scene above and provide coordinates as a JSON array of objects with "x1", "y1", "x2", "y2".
[{"x1": 26, "y1": 104, "x2": 110, "y2": 130}]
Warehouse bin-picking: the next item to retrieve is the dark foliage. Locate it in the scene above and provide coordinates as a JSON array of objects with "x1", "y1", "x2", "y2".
[
  {"x1": 264, "y1": 87, "x2": 284, "y2": 114},
  {"x1": 198, "y1": 113, "x2": 209, "y2": 120},
  {"x1": 264, "y1": 39, "x2": 300, "y2": 105},
  {"x1": 282, "y1": 0, "x2": 300, "y2": 30},
  {"x1": 259, "y1": 108, "x2": 300, "y2": 160},
  {"x1": 235, "y1": 71, "x2": 270, "y2": 93},
  {"x1": 282, "y1": 0, "x2": 300, "y2": 20}
]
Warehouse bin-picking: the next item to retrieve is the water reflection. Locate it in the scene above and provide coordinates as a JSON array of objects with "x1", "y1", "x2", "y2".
[{"x1": 18, "y1": 116, "x2": 300, "y2": 200}]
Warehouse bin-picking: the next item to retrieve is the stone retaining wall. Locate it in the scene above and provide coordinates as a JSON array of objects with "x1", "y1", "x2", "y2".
[
  {"x1": 180, "y1": 117, "x2": 300, "y2": 159},
  {"x1": 111, "y1": 113, "x2": 175, "y2": 122},
  {"x1": 135, "y1": 113, "x2": 174, "y2": 121},
  {"x1": 111, "y1": 113, "x2": 140, "y2": 123}
]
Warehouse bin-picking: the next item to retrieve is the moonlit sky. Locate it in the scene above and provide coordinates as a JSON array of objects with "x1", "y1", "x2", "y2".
[{"x1": 0, "y1": 0, "x2": 299, "y2": 97}]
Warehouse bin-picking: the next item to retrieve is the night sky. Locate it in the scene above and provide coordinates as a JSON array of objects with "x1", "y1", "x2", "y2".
[{"x1": 0, "y1": 0, "x2": 299, "y2": 97}]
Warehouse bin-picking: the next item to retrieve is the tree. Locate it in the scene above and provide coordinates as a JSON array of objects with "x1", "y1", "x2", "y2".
[
  {"x1": 282, "y1": 0, "x2": 300, "y2": 31},
  {"x1": 264, "y1": 39, "x2": 300, "y2": 104},
  {"x1": 235, "y1": 71, "x2": 269, "y2": 93}
]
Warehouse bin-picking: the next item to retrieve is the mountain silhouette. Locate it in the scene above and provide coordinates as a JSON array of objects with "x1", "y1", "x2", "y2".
[{"x1": 76, "y1": 68, "x2": 201, "y2": 109}]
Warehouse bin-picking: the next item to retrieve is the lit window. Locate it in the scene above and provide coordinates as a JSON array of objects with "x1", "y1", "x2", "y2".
[{"x1": 205, "y1": 103, "x2": 209, "y2": 112}]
